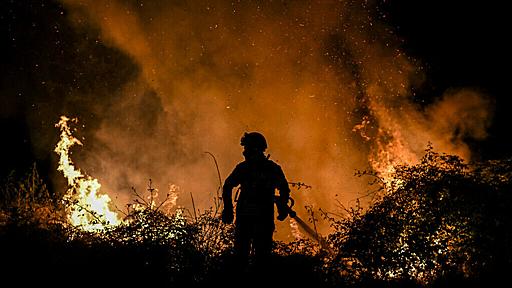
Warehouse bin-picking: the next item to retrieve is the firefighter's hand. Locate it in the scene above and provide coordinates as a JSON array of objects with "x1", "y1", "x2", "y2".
[
  {"x1": 221, "y1": 207, "x2": 234, "y2": 224},
  {"x1": 277, "y1": 209, "x2": 288, "y2": 221}
]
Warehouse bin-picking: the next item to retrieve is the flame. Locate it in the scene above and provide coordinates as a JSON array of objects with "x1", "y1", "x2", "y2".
[
  {"x1": 55, "y1": 116, "x2": 121, "y2": 231},
  {"x1": 289, "y1": 218, "x2": 303, "y2": 240},
  {"x1": 369, "y1": 128, "x2": 420, "y2": 185}
]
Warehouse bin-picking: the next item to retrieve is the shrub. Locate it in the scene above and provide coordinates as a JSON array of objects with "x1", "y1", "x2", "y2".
[{"x1": 324, "y1": 146, "x2": 512, "y2": 285}]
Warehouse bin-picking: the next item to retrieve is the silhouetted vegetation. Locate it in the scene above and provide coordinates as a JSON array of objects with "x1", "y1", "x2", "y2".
[
  {"x1": 1, "y1": 147, "x2": 511, "y2": 287},
  {"x1": 323, "y1": 146, "x2": 512, "y2": 287}
]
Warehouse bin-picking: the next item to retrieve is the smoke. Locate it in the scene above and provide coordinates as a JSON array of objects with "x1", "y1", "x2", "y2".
[{"x1": 56, "y1": 0, "x2": 492, "y2": 239}]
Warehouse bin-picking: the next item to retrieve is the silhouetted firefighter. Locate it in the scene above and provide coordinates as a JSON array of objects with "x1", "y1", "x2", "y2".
[{"x1": 222, "y1": 132, "x2": 290, "y2": 269}]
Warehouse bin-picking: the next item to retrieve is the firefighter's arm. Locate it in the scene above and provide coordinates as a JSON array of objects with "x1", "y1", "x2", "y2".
[
  {"x1": 276, "y1": 166, "x2": 291, "y2": 221},
  {"x1": 221, "y1": 167, "x2": 239, "y2": 224},
  {"x1": 221, "y1": 184, "x2": 234, "y2": 224}
]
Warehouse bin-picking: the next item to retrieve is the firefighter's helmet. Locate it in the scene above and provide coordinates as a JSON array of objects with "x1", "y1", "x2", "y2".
[{"x1": 240, "y1": 132, "x2": 267, "y2": 151}]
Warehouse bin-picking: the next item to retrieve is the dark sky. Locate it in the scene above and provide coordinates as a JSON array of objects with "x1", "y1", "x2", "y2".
[
  {"x1": 381, "y1": 0, "x2": 510, "y2": 160},
  {"x1": 1, "y1": 0, "x2": 138, "y2": 180},
  {"x1": 1, "y1": 0, "x2": 510, "y2": 181}
]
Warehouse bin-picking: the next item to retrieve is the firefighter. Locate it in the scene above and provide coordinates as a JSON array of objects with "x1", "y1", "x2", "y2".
[{"x1": 221, "y1": 132, "x2": 290, "y2": 268}]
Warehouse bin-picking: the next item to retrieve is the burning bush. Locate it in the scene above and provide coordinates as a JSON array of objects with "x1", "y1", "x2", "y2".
[{"x1": 324, "y1": 146, "x2": 512, "y2": 285}]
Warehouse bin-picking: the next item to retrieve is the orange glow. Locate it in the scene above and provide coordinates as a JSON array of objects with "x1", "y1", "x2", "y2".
[{"x1": 57, "y1": 1, "x2": 493, "y2": 240}]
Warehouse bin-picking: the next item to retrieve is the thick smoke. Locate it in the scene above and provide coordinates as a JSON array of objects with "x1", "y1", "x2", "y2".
[{"x1": 57, "y1": 0, "x2": 492, "y2": 239}]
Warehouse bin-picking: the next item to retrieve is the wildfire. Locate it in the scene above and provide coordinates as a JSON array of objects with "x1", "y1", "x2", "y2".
[
  {"x1": 55, "y1": 116, "x2": 121, "y2": 231},
  {"x1": 369, "y1": 128, "x2": 420, "y2": 186}
]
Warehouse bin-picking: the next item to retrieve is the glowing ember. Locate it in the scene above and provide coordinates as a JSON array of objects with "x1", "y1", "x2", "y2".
[
  {"x1": 289, "y1": 218, "x2": 303, "y2": 240},
  {"x1": 55, "y1": 116, "x2": 121, "y2": 231}
]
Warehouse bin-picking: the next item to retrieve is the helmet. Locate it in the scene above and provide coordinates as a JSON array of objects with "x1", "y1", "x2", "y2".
[{"x1": 240, "y1": 132, "x2": 267, "y2": 151}]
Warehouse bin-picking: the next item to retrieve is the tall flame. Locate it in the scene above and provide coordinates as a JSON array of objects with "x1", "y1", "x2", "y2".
[{"x1": 55, "y1": 116, "x2": 121, "y2": 231}]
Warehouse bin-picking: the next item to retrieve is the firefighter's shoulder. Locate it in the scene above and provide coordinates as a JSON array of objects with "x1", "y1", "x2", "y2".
[
  {"x1": 266, "y1": 158, "x2": 283, "y2": 171},
  {"x1": 234, "y1": 161, "x2": 249, "y2": 171}
]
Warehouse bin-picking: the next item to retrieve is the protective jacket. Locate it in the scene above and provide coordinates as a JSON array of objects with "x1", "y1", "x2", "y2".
[{"x1": 223, "y1": 157, "x2": 290, "y2": 222}]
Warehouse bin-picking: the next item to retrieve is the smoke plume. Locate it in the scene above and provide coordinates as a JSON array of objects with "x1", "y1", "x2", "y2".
[{"x1": 55, "y1": 0, "x2": 492, "y2": 239}]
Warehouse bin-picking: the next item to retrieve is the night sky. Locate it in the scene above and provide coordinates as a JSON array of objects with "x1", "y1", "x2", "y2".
[
  {"x1": 382, "y1": 0, "x2": 510, "y2": 160},
  {"x1": 1, "y1": 0, "x2": 510, "y2": 185}
]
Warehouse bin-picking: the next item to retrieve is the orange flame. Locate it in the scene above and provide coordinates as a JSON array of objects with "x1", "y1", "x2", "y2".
[
  {"x1": 289, "y1": 218, "x2": 303, "y2": 240},
  {"x1": 55, "y1": 116, "x2": 121, "y2": 231},
  {"x1": 370, "y1": 128, "x2": 420, "y2": 185}
]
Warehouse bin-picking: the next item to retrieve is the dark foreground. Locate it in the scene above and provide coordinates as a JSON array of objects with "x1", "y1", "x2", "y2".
[{"x1": 1, "y1": 223, "x2": 508, "y2": 288}]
